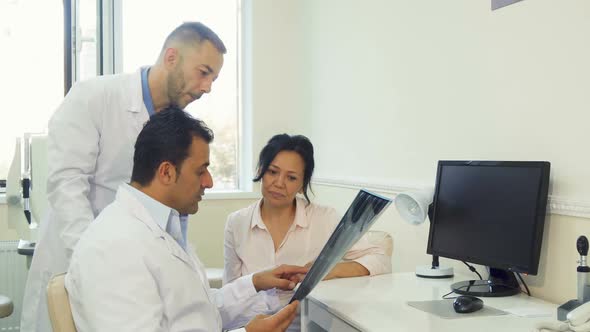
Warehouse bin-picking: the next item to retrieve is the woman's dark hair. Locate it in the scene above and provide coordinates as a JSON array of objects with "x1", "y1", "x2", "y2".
[
  {"x1": 253, "y1": 134, "x2": 314, "y2": 204},
  {"x1": 131, "y1": 107, "x2": 213, "y2": 186}
]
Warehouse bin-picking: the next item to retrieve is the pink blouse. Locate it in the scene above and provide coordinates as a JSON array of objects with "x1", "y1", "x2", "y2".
[{"x1": 222, "y1": 197, "x2": 392, "y2": 330}]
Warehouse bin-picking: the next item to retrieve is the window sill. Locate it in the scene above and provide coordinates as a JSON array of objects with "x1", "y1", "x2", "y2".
[{"x1": 0, "y1": 191, "x2": 259, "y2": 205}]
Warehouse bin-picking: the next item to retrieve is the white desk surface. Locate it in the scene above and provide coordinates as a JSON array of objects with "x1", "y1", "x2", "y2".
[{"x1": 303, "y1": 272, "x2": 557, "y2": 332}]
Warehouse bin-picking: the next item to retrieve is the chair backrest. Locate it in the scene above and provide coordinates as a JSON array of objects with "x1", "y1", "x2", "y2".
[
  {"x1": 46, "y1": 273, "x2": 77, "y2": 332},
  {"x1": 0, "y1": 294, "x2": 13, "y2": 318},
  {"x1": 205, "y1": 267, "x2": 224, "y2": 289},
  {"x1": 365, "y1": 230, "x2": 394, "y2": 256}
]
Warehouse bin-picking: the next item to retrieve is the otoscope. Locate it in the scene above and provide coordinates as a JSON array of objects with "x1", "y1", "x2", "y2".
[
  {"x1": 22, "y1": 177, "x2": 32, "y2": 225},
  {"x1": 577, "y1": 236, "x2": 590, "y2": 303}
]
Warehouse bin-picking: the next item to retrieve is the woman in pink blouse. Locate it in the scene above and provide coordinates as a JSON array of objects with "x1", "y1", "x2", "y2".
[{"x1": 223, "y1": 134, "x2": 392, "y2": 331}]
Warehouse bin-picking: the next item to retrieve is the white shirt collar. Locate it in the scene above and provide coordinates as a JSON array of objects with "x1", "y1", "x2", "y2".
[
  {"x1": 251, "y1": 196, "x2": 310, "y2": 230},
  {"x1": 122, "y1": 183, "x2": 180, "y2": 235}
]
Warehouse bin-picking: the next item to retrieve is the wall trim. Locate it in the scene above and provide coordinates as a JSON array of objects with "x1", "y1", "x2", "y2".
[
  {"x1": 312, "y1": 177, "x2": 415, "y2": 196},
  {"x1": 547, "y1": 197, "x2": 590, "y2": 219},
  {"x1": 312, "y1": 177, "x2": 590, "y2": 220}
]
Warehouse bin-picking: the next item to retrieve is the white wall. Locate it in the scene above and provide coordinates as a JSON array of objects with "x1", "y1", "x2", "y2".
[
  {"x1": 249, "y1": 0, "x2": 312, "y2": 156},
  {"x1": 302, "y1": 0, "x2": 590, "y2": 199},
  {"x1": 0, "y1": 205, "x2": 18, "y2": 241},
  {"x1": 291, "y1": 0, "x2": 590, "y2": 305}
]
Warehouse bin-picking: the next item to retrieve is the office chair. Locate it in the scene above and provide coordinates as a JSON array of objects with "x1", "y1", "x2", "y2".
[
  {"x1": 342, "y1": 230, "x2": 393, "y2": 264},
  {"x1": 46, "y1": 273, "x2": 77, "y2": 332},
  {"x1": 205, "y1": 268, "x2": 224, "y2": 289},
  {"x1": 367, "y1": 230, "x2": 394, "y2": 257},
  {"x1": 0, "y1": 294, "x2": 13, "y2": 319}
]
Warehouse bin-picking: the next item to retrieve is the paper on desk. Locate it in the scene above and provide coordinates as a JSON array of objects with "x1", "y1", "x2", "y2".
[{"x1": 503, "y1": 306, "x2": 554, "y2": 318}]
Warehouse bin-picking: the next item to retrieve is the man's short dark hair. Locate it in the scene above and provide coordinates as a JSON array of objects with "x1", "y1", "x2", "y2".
[
  {"x1": 162, "y1": 21, "x2": 227, "y2": 54},
  {"x1": 131, "y1": 107, "x2": 214, "y2": 186}
]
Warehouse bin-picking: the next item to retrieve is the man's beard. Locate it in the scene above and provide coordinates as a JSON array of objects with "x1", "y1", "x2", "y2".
[{"x1": 167, "y1": 65, "x2": 185, "y2": 108}]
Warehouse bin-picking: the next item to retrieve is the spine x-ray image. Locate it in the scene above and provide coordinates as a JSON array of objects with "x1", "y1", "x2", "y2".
[{"x1": 290, "y1": 189, "x2": 392, "y2": 303}]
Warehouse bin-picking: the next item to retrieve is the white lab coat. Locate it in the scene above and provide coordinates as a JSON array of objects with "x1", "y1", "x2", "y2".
[
  {"x1": 21, "y1": 70, "x2": 150, "y2": 332},
  {"x1": 65, "y1": 185, "x2": 254, "y2": 331}
]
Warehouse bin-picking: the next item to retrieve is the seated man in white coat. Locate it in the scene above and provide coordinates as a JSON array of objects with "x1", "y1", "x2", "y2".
[{"x1": 65, "y1": 108, "x2": 305, "y2": 332}]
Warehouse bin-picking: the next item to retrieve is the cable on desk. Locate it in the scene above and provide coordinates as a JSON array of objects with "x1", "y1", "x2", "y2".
[
  {"x1": 462, "y1": 261, "x2": 483, "y2": 280},
  {"x1": 516, "y1": 272, "x2": 531, "y2": 296},
  {"x1": 442, "y1": 289, "x2": 460, "y2": 299},
  {"x1": 441, "y1": 281, "x2": 527, "y2": 300}
]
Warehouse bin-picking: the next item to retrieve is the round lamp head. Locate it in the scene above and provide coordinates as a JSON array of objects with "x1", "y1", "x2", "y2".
[{"x1": 394, "y1": 190, "x2": 434, "y2": 225}]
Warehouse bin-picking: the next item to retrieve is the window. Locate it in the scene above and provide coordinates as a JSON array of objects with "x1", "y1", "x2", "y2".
[
  {"x1": 74, "y1": 0, "x2": 99, "y2": 81},
  {"x1": 1, "y1": 0, "x2": 247, "y2": 193},
  {"x1": 0, "y1": 0, "x2": 64, "y2": 180}
]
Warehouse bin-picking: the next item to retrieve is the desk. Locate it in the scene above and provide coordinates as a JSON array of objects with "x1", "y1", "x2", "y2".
[{"x1": 301, "y1": 273, "x2": 557, "y2": 332}]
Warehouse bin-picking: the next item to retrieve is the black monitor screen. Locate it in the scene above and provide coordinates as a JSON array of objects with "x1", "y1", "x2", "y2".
[{"x1": 427, "y1": 161, "x2": 550, "y2": 279}]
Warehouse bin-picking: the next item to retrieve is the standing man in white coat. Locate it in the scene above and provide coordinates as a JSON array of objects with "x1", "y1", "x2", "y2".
[
  {"x1": 21, "y1": 22, "x2": 226, "y2": 332},
  {"x1": 66, "y1": 108, "x2": 305, "y2": 331}
]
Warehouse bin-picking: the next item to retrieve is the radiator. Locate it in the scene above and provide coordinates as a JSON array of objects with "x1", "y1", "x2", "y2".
[{"x1": 0, "y1": 240, "x2": 28, "y2": 331}]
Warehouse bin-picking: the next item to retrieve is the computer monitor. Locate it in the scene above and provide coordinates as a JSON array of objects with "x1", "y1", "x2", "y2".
[{"x1": 427, "y1": 160, "x2": 550, "y2": 297}]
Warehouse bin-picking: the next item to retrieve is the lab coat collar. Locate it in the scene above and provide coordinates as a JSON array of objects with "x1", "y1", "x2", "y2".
[
  {"x1": 123, "y1": 183, "x2": 173, "y2": 232},
  {"x1": 127, "y1": 69, "x2": 148, "y2": 114},
  {"x1": 115, "y1": 185, "x2": 197, "y2": 272},
  {"x1": 250, "y1": 197, "x2": 310, "y2": 230}
]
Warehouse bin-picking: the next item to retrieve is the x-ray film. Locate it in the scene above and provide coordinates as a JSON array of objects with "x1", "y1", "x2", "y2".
[{"x1": 289, "y1": 189, "x2": 392, "y2": 303}]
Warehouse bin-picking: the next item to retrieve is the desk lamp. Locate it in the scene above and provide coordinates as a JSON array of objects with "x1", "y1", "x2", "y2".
[{"x1": 395, "y1": 190, "x2": 454, "y2": 278}]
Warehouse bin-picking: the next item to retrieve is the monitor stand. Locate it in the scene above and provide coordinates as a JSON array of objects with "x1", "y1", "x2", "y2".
[{"x1": 451, "y1": 267, "x2": 520, "y2": 297}]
